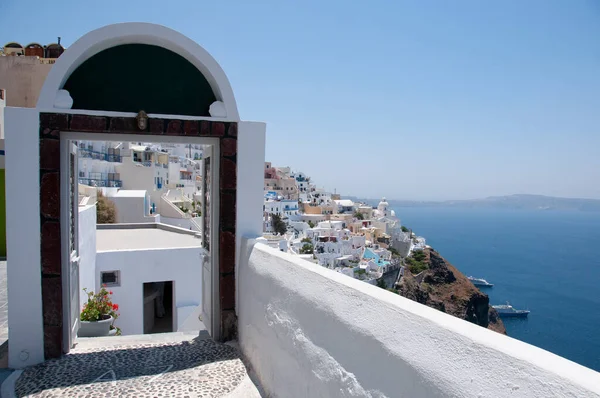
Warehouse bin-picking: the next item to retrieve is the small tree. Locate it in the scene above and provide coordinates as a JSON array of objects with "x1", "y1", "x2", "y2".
[
  {"x1": 307, "y1": 220, "x2": 315, "y2": 228},
  {"x1": 376, "y1": 278, "x2": 387, "y2": 289},
  {"x1": 96, "y1": 191, "x2": 117, "y2": 224},
  {"x1": 300, "y1": 243, "x2": 314, "y2": 254},
  {"x1": 301, "y1": 237, "x2": 312, "y2": 243},
  {"x1": 401, "y1": 226, "x2": 409, "y2": 233},
  {"x1": 354, "y1": 211, "x2": 364, "y2": 220},
  {"x1": 271, "y1": 213, "x2": 287, "y2": 235}
]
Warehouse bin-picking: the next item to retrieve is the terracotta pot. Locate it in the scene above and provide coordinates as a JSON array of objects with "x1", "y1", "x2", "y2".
[{"x1": 78, "y1": 315, "x2": 113, "y2": 337}]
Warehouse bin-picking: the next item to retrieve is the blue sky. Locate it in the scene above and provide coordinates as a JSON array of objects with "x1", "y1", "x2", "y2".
[{"x1": 1, "y1": 0, "x2": 599, "y2": 200}]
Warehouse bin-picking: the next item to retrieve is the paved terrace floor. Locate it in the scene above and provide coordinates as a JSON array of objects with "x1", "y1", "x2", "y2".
[
  {"x1": 9, "y1": 331, "x2": 262, "y2": 397},
  {"x1": 97, "y1": 228, "x2": 202, "y2": 251}
]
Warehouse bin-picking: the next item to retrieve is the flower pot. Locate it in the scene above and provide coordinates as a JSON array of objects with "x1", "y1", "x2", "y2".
[{"x1": 78, "y1": 315, "x2": 113, "y2": 337}]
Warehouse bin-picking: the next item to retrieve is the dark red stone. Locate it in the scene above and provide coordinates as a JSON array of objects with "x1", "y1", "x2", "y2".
[
  {"x1": 220, "y1": 158, "x2": 237, "y2": 190},
  {"x1": 200, "y1": 121, "x2": 210, "y2": 136},
  {"x1": 220, "y1": 274, "x2": 235, "y2": 310},
  {"x1": 40, "y1": 113, "x2": 68, "y2": 130},
  {"x1": 166, "y1": 120, "x2": 182, "y2": 135},
  {"x1": 109, "y1": 117, "x2": 137, "y2": 132},
  {"x1": 41, "y1": 128, "x2": 60, "y2": 138},
  {"x1": 219, "y1": 191, "x2": 236, "y2": 230},
  {"x1": 70, "y1": 115, "x2": 107, "y2": 132},
  {"x1": 183, "y1": 120, "x2": 199, "y2": 135},
  {"x1": 40, "y1": 173, "x2": 60, "y2": 219},
  {"x1": 41, "y1": 222, "x2": 61, "y2": 275},
  {"x1": 211, "y1": 122, "x2": 225, "y2": 137},
  {"x1": 39, "y1": 139, "x2": 60, "y2": 170},
  {"x1": 220, "y1": 231, "x2": 235, "y2": 274},
  {"x1": 220, "y1": 138, "x2": 237, "y2": 157},
  {"x1": 227, "y1": 123, "x2": 237, "y2": 137},
  {"x1": 44, "y1": 325, "x2": 63, "y2": 359},
  {"x1": 220, "y1": 310, "x2": 237, "y2": 341},
  {"x1": 149, "y1": 119, "x2": 164, "y2": 134},
  {"x1": 42, "y1": 277, "x2": 63, "y2": 326}
]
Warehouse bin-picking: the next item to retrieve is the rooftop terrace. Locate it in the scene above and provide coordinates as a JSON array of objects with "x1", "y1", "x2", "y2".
[{"x1": 96, "y1": 223, "x2": 202, "y2": 251}]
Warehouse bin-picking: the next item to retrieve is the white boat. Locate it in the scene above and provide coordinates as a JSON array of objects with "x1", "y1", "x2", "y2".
[
  {"x1": 467, "y1": 276, "x2": 493, "y2": 287},
  {"x1": 492, "y1": 302, "x2": 530, "y2": 318}
]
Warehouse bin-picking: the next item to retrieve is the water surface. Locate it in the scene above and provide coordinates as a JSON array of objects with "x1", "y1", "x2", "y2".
[{"x1": 393, "y1": 206, "x2": 600, "y2": 371}]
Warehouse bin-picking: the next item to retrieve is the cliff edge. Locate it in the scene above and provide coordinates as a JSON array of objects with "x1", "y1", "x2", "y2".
[{"x1": 398, "y1": 248, "x2": 506, "y2": 334}]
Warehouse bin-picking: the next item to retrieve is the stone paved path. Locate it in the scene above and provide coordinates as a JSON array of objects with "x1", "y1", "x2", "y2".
[{"x1": 13, "y1": 332, "x2": 257, "y2": 397}]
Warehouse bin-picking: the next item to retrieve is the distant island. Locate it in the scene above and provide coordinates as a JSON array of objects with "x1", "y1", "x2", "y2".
[{"x1": 348, "y1": 194, "x2": 600, "y2": 212}]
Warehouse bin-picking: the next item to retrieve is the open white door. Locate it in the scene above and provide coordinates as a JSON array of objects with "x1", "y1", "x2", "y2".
[
  {"x1": 200, "y1": 145, "x2": 217, "y2": 338},
  {"x1": 62, "y1": 140, "x2": 80, "y2": 351}
]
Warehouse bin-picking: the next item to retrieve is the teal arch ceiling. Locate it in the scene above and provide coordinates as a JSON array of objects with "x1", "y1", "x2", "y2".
[{"x1": 63, "y1": 44, "x2": 217, "y2": 116}]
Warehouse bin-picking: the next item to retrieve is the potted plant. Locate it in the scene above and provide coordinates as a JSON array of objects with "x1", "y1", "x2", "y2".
[{"x1": 78, "y1": 286, "x2": 120, "y2": 337}]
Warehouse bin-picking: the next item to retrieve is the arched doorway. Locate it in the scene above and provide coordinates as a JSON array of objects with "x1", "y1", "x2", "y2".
[{"x1": 3, "y1": 23, "x2": 260, "y2": 367}]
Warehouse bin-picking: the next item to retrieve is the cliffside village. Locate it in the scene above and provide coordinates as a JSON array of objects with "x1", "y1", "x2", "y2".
[{"x1": 262, "y1": 163, "x2": 428, "y2": 286}]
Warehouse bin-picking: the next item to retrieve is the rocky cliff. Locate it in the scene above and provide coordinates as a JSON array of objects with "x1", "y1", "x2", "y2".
[{"x1": 398, "y1": 248, "x2": 506, "y2": 334}]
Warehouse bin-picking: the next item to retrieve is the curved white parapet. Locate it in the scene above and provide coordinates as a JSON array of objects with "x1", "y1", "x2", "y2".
[
  {"x1": 36, "y1": 23, "x2": 240, "y2": 120},
  {"x1": 237, "y1": 239, "x2": 600, "y2": 398}
]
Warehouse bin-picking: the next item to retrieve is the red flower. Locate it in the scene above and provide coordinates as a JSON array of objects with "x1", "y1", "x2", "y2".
[
  {"x1": 112, "y1": 304, "x2": 119, "y2": 311},
  {"x1": 109, "y1": 291, "x2": 113, "y2": 295}
]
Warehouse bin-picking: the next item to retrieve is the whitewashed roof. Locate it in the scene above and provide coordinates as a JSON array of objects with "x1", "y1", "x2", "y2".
[{"x1": 335, "y1": 199, "x2": 355, "y2": 207}]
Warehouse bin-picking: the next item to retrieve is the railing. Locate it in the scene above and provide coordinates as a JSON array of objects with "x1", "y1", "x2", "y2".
[
  {"x1": 142, "y1": 160, "x2": 152, "y2": 167},
  {"x1": 78, "y1": 178, "x2": 122, "y2": 188},
  {"x1": 238, "y1": 240, "x2": 600, "y2": 398},
  {"x1": 78, "y1": 148, "x2": 121, "y2": 162}
]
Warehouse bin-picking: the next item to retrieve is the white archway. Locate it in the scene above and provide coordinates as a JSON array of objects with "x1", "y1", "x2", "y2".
[{"x1": 37, "y1": 22, "x2": 240, "y2": 120}]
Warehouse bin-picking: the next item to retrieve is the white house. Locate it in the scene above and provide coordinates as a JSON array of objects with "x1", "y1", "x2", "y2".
[
  {"x1": 103, "y1": 189, "x2": 159, "y2": 224},
  {"x1": 94, "y1": 223, "x2": 203, "y2": 335}
]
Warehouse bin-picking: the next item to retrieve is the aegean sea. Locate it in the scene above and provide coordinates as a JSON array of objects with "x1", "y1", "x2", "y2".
[{"x1": 393, "y1": 206, "x2": 600, "y2": 372}]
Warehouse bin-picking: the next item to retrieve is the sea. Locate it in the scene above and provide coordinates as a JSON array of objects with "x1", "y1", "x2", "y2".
[{"x1": 391, "y1": 206, "x2": 600, "y2": 372}]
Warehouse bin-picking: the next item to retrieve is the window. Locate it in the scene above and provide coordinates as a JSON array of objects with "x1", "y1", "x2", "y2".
[{"x1": 101, "y1": 271, "x2": 120, "y2": 287}]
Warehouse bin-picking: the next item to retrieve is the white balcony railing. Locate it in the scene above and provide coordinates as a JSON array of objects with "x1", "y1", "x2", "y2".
[{"x1": 237, "y1": 239, "x2": 600, "y2": 398}]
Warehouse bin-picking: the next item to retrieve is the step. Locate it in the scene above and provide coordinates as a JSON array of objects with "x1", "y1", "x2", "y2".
[{"x1": 73, "y1": 330, "x2": 207, "y2": 352}]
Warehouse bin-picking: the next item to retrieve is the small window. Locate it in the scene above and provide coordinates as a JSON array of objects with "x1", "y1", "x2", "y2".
[{"x1": 101, "y1": 271, "x2": 120, "y2": 287}]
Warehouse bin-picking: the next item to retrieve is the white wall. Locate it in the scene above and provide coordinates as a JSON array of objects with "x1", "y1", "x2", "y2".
[
  {"x1": 78, "y1": 205, "x2": 96, "y2": 309},
  {"x1": 160, "y1": 216, "x2": 200, "y2": 231},
  {"x1": 116, "y1": 159, "x2": 165, "y2": 212},
  {"x1": 4, "y1": 107, "x2": 45, "y2": 368},
  {"x1": 0, "y1": 92, "x2": 5, "y2": 139},
  {"x1": 95, "y1": 247, "x2": 202, "y2": 336},
  {"x1": 108, "y1": 195, "x2": 155, "y2": 224},
  {"x1": 235, "y1": 121, "x2": 266, "y2": 297},
  {"x1": 238, "y1": 240, "x2": 600, "y2": 398}
]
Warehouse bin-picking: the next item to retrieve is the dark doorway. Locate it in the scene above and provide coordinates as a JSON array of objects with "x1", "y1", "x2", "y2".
[{"x1": 143, "y1": 281, "x2": 174, "y2": 334}]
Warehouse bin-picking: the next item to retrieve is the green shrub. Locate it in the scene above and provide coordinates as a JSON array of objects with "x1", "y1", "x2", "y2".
[
  {"x1": 96, "y1": 192, "x2": 117, "y2": 224},
  {"x1": 300, "y1": 243, "x2": 314, "y2": 254}
]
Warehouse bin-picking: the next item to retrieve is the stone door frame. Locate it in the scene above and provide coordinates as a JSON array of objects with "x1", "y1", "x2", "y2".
[{"x1": 39, "y1": 112, "x2": 238, "y2": 359}]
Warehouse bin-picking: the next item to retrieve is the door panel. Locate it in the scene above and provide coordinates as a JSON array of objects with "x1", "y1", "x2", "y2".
[
  {"x1": 201, "y1": 147, "x2": 213, "y2": 336},
  {"x1": 65, "y1": 141, "x2": 80, "y2": 350},
  {"x1": 69, "y1": 143, "x2": 80, "y2": 346}
]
